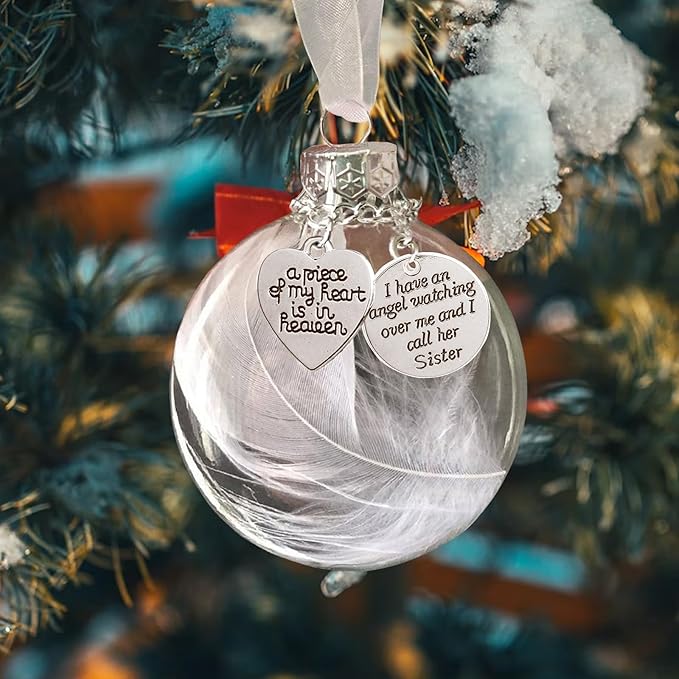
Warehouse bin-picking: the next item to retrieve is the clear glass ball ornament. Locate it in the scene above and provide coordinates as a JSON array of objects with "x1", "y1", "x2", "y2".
[{"x1": 171, "y1": 144, "x2": 526, "y2": 571}]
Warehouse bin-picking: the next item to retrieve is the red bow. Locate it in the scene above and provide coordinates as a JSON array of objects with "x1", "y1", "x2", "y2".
[{"x1": 192, "y1": 184, "x2": 484, "y2": 266}]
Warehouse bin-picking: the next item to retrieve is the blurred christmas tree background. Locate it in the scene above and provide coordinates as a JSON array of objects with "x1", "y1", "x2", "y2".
[{"x1": 0, "y1": 1, "x2": 678, "y2": 677}]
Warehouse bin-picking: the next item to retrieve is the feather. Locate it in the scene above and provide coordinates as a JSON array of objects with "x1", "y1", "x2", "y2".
[{"x1": 172, "y1": 219, "x2": 518, "y2": 570}]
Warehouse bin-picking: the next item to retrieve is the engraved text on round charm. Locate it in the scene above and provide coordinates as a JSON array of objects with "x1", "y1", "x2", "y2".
[{"x1": 363, "y1": 253, "x2": 491, "y2": 378}]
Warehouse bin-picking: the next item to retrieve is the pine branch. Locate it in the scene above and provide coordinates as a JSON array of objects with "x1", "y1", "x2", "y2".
[
  {"x1": 167, "y1": 1, "x2": 679, "y2": 267},
  {"x1": 0, "y1": 0, "x2": 185, "y2": 204},
  {"x1": 524, "y1": 289, "x2": 679, "y2": 563},
  {"x1": 164, "y1": 1, "x2": 464, "y2": 198},
  {"x1": 0, "y1": 221, "x2": 192, "y2": 648}
]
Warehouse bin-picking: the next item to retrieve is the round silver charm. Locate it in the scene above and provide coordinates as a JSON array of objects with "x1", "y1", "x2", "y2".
[
  {"x1": 363, "y1": 253, "x2": 492, "y2": 378},
  {"x1": 258, "y1": 244, "x2": 374, "y2": 370}
]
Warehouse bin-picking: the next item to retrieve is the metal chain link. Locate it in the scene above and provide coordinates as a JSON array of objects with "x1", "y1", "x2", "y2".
[{"x1": 290, "y1": 189, "x2": 421, "y2": 233}]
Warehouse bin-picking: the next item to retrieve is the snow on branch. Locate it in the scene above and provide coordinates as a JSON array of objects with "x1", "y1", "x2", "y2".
[
  {"x1": 451, "y1": 0, "x2": 650, "y2": 258},
  {"x1": 450, "y1": 73, "x2": 562, "y2": 259}
]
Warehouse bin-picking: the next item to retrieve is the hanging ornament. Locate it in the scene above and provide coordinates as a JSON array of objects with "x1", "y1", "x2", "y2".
[
  {"x1": 171, "y1": 0, "x2": 526, "y2": 580},
  {"x1": 172, "y1": 139, "x2": 526, "y2": 572}
]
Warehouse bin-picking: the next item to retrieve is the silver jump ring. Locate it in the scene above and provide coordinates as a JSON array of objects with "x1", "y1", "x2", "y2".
[
  {"x1": 316, "y1": 227, "x2": 332, "y2": 247},
  {"x1": 389, "y1": 234, "x2": 419, "y2": 260},
  {"x1": 389, "y1": 234, "x2": 421, "y2": 276},
  {"x1": 302, "y1": 236, "x2": 332, "y2": 258},
  {"x1": 319, "y1": 109, "x2": 372, "y2": 146}
]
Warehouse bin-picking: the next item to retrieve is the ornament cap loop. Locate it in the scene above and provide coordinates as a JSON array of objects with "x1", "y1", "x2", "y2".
[{"x1": 319, "y1": 109, "x2": 372, "y2": 146}]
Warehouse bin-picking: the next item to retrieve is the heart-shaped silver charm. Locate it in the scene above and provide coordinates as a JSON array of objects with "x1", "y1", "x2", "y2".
[{"x1": 258, "y1": 247, "x2": 374, "y2": 369}]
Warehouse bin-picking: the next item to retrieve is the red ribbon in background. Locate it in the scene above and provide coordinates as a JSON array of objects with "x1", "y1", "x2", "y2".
[{"x1": 192, "y1": 184, "x2": 484, "y2": 266}]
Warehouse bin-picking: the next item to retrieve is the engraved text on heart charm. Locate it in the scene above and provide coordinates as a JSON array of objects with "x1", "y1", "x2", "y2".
[{"x1": 257, "y1": 247, "x2": 374, "y2": 369}]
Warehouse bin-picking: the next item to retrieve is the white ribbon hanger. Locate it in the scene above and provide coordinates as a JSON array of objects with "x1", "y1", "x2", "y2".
[{"x1": 292, "y1": 0, "x2": 384, "y2": 124}]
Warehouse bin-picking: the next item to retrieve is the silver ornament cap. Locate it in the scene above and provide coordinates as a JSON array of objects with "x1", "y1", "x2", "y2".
[{"x1": 300, "y1": 142, "x2": 399, "y2": 204}]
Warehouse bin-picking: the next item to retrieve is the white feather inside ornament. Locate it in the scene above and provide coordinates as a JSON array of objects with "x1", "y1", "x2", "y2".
[{"x1": 172, "y1": 192, "x2": 526, "y2": 570}]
